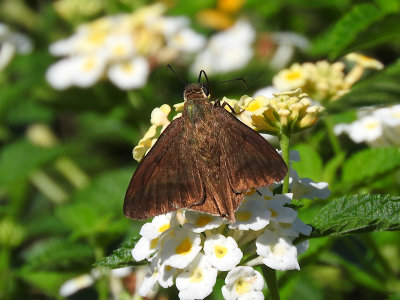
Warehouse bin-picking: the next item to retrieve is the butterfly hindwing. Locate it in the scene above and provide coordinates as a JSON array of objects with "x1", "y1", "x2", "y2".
[{"x1": 214, "y1": 106, "x2": 287, "y2": 194}]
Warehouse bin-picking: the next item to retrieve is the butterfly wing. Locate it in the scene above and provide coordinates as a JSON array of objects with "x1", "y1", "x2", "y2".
[
  {"x1": 214, "y1": 106, "x2": 287, "y2": 194},
  {"x1": 124, "y1": 117, "x2": 205, "y2": 220}
]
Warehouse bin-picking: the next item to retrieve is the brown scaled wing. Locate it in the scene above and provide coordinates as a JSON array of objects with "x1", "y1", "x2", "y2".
[
  {"x1": 123, "y1": 117, "x2": 205, "y2": 220},
  {"x1": 213, "y1": 106, "x2": 287, "y2": 193}
]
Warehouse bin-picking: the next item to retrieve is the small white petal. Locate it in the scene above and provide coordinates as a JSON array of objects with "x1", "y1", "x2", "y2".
[
  {"x1": 59, "y1": 274, "x2": 94, "y2": 297},
  {"x1": 176, "y1": 253, "x2": 218, "y2": 300},
  {"x1": 107, "y1": 56, "x2": 149, "y2": 90},
  {"x1": 256, "y1": 230, "x2": 300, "y2": 270},
  {"x1": 203, "y1": 234, "x2": 243, "y2": 271}
]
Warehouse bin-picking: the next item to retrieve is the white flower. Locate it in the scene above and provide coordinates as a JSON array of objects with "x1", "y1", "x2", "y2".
[
  {"x1": 264, "y1": 193, "x2": 298, "y2": 223},
  {"x1": 256, "y1": 229, "x2": 300, "y2": 270},
  {"x1": 0, "y1": 23, "x2": 32, "y2": 70},
  {"x1": 191, "y1": 20, "x2": 255, "y2": 75},
  {"x1": 273, "y1": 63, "x2": 307, "y2": 91},
  {"x1": 271, "y1": 217, "x2": 312, "y2": 239},
  {"x1": 47, "y1": 54, "x2": 107, "y2": 89},
  {"x1": 59, "y1": 274, "x2": 95, "y2": 297},
  {"x1": 138, "y1": 264, "x2": 160, "y2": 297},
  {"x1": 337, "y1": 115, "x2": 383, "y2": 144},
  {"x1": 229, "y1": 198, "x2": 271, "y2": 231},
  {"x1": 176, "y1": 253, "x2": 218, "y2": 300},
  {"x1": 107, "y1": 56, "x2": 150, "y2": 90},
  {"x1": 105, "y1": 34, "x2": 136, "y2": 61},
  {"x1": 221, "y1": 266, "x2": 264, "y2": 300},
  {"x1": 203, "y1": 234, "x2": 243, "y2": 271},
  {"x1": 140, "y1": 213, "x2": 172, "y2": 240},
  {"x1": 373, "y1": 105, "x2": 400, "y2": 127},
  {"x1": 46, "y1": 58, "x2": 76, "y2": 90},
  {"x1": 183, "y1": 211, "x2": 224, "y2": 233},
  {"x1": 160, "y1": 226, "x2": 202, "y2": 269},
  {"x1": 168, "y1": 28, "x2": 206, "y2": 53},
  {"x1": 290, "y1": 169, "x2": 331, "y2": 200},
  {"x1": 71, "y1": 54, "x2": 107, "y2": 87},
  {"x1": 131, "y1": 236, "x2": 158, "y2": 262},
  {"x1": 253, "y1": 86, "x2": 278, "y2": 98}
]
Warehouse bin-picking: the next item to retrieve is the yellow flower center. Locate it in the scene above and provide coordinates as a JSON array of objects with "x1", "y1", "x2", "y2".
[
  {"x1": 246, "y1": 100, "x2": 263, "y2": 112},
  {"x1": 83, "y1": 58, "x2": 96, "y2": 71},
  {"x1": 150, "y1": 237, "x2": 159, "y2": 249},
  {"x1": 236, "y1": 211, "x2": 252, "y2": 221},
  {"x1": 158, "y1": 223, "x2": 170, "y2": 233},
  {"x1": 195, "y1": 215, "x2": 213, "y2": 226},
  {"x1": 112, "y1": 45, "x2": 126, "y2": 57},
  {"x1": 87, "y1": 31, "x2": 106, "y2": 46},
  {"x1": 366, "y1": 122, "x2": 378, "y2": 130},
  {"x1": 122, "y1": 63, "x2": 133, "y2": 73},
  {"x1": 214, "y1": 245, "x2": 228, "y2": 258},
  {"x1": 175, "y1": 237, "x2": 192, "y2": 255},
  {"x1": 285, "y1": 70, "x2": 302, "y2": 81},
  {"x1": 190, "y1": 267, "x2": 204, "y2": 283},
  {"x1": 245, "y1": 188, "x2": 256, "y2": 196},
  {"x1": 271, "y1": 243, "x2": 286, "y2": 256},
  {"x1": 269, "y1": 208, "x2": 278, "y2": 218},
  {"x1": 235, "y1": 278, "x2": 251, "y2": 295}
]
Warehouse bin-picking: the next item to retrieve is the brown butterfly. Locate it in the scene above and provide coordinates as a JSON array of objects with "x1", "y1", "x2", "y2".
[{"x1": 124, "y1": 71, "x2": 287, "y2": 222}]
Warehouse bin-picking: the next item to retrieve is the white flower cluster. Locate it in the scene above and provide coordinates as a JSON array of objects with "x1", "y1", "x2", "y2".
[
  {"x1": 0, "y1": 23, "x2": 32, "y2": 71},
  {"x1": 334, "y1": 105, "x2": 400, "y2": 147},
  {"x1": 46, "y1": 3, "x2": 205, "y2": 90},
  {"x1": 131, "y1": 168, "x2": 329, "y2": 300},
  {"x1": 191, "y1": 20, "x2": 255, "y2": 75}
]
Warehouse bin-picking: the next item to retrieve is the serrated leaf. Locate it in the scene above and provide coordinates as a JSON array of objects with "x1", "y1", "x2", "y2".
[
  {"x1": 311, "y1": 194, "x2": 400, "y2": 238},
  {"x1": 95, "y1": 236, "x2": 145, "y2": 269},
  {"x1": 311, "y1": 3, "x2": 384, "y2": 58},
  {"x1": 341, "y1": 147, "x2": 400, "y2": 188},
  {"x1": 327, "y1": 59, "x2": 400, "y2": 112},
  {"x1": 0, "y1": 139, "x2": 65, "y2": 185}
]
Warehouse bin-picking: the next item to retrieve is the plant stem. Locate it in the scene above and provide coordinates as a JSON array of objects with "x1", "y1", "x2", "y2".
[
  {"x1": 261, "y1": 265, "x2": 280, "y2": 300},
  {"x1": 279, "y1": 130, "x2": 291, "y2": 194}
]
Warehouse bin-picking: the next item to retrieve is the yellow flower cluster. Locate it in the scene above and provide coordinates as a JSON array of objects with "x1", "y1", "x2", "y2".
[
  {"x1": 231, "y1": 89, "x2": 324, "y2": 135},
  {"x1": 272, "y1": 53, "x2": 383, "y2": 102},
  {"x1": 133, "y1": 104, "x2": 183, "y2": 162}
]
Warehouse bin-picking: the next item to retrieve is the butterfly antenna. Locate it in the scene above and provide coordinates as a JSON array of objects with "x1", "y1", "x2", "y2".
[
  {"x1": 166, "y1": 64, "x2": 187, "y2": 85},
  {"x1": 215, "y1": 77, "x2": 247, "y2": 89}
]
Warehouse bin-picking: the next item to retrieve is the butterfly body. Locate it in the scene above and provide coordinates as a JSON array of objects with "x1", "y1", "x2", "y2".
[{"x1": 124, "y1": 83, "x2": 287, "y2": 222}]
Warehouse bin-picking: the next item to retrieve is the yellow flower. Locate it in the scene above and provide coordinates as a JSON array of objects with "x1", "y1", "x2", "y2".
[
  {"x1": 273, "y1": 63, "x2": 307, "y2": 92},
  {"x1": 345, "y1": 53, "x2": 384, "y2": 86},
  {"x1": 249, "y1": 89, "x2": 324, "y2": 135}
]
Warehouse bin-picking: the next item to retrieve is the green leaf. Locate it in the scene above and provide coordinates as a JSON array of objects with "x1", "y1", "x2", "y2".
[
  {"x1": 56, "y1": 168, "x2": 132, "y2": 238},
  {"x1": 327, "y1": 59, "x2": 400, "y2": 112},
  {"x1": 291, "y1": 143, "x2": 323, "y2": 181},
  {"x1": 22, "y1": 238, "x2": 94, "y2": 271},
  {"x1": 0, "y1": 139, "x2": 65, "y2": 185},
  {"x1": 311, "y1": 194, "x2": 400, "y2": 238},
  {"x1": 95, "y1": 236, "x2": 145, "y2": 269},
  {"x1": 17, "y1": 269, "x2": 78, "y2": 297},
  {"x1": 311, "y1": 3, "x2": 384, "y2": 58},
  {"x1": 341, "y1": 147, "x2": 400, "y2": 188}
]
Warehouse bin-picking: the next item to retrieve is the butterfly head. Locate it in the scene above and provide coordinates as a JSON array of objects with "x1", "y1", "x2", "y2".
[{"x1": 183, "y1": 83, "x2": 210, "y2": 102}]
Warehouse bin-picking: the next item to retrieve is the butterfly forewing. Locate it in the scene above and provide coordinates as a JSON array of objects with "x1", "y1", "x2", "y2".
[{"x1": 123, "y1": 117, "x2": 205, "y2": 220}]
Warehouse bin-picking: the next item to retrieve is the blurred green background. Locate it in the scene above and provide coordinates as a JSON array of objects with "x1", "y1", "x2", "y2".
[{"x1": 1, "y1": 0, "x2": 400, "y2": 299}]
